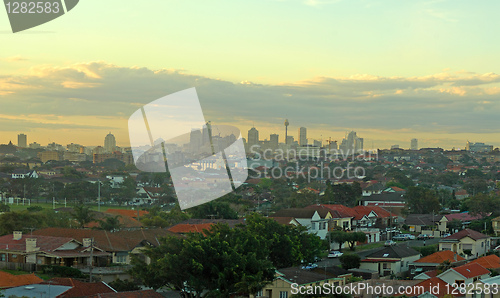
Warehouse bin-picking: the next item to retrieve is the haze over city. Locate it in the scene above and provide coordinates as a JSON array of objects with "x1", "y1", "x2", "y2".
[{"x1": 1, "y1": 0, "x2": 500, "y2": 149}]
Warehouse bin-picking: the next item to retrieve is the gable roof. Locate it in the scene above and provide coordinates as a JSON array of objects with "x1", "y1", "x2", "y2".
[
  {"x1": 0, "y1": 272, "x2": 42, "y2": 289},
  {"x1": 441, "y1": 228, "x2": 489, "y2": 241},
  {"x1": 86, "y1": 290, "x2": 164, "y2": 298},
  {"x1": 414, "y1": 269, "x2": 440, "y2": 280},
  {"x1": 315, "y1": 204, "x2": 357, "y2": 218},
  {"x1": 469, "y1": 254, "x2": 500, "y2": 269},
  {"x1": 168, "y1": 223, "x2": 214, "y2": 234},
  {"x1": 40, "y1": 278, "x2": 116, "y2": 297},
  {"x1": 352, "y1": 205, "x2": 396, "y2": 219},
  {"x1": 414, "y1": 250, "x2": 465, "y2": 264},
  {"x1": 405, "y1": 214, "x2": 442, "y2": 226},
  {"x1": 269, "y1": 217, "x2": 299, "y2": 226},
  {"x1": 363, "y1": 245, "x2": 420, "y2": 260},
  {"x1": 445, "y1": 211, "x2": 488, "y2": 222},
  {"x1": 273, "y1": 207, "x2": 330, "y2": 219},
  {"x1": 0, "y1": 234, "x2": 75, "y2": 252},
  {"x1": 405, "y1": 277, "x2": 454, "y2": 297},
  {"x1": 445, "y1": 263, "x2": 490, "y2": 279}
]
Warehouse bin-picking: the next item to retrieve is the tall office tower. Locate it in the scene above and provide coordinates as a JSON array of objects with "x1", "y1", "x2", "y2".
[
  {"x1": 286, "y1": 136, "x2": 294, "y2": 145},
  {"x1": 104, "y1": 132, "x2": 116, "y2": 153},
  {"x1": 190, "y1": 129, "x2": 202, "y2": 153},
  {"x1": 17, "y1": 134, "x2": 27, "y2": 148},
  {"x1": 299, "y1": 127, "x2": 307, "y2": 146},
  {"x1": 411, "y1": 138, "x2": 418, "y2": 150},
  {"x1": 313, "y1": 140, "x2": 322, "y2": 147},
  {"x1": 248, "y1": 127, "x2": 259, "y2": 148},
  {"x1": 355, "y1": 137, "x2": 364, "y2": 152},
  {"x1": 202, "y1": 121, "x2": 212, "y2": 145},
  {"x1": 329, "y1": 140, "x2": 338, "y2": 151},
  {"x1": 284, "y1": 119, "x2": 289, "y2": 144},
  {"x1": 346, "y1": 131, "x2": 357, "y2": 151},
  {"x1": 270, "y1": 134, "x2": 279, "y2": 151}
]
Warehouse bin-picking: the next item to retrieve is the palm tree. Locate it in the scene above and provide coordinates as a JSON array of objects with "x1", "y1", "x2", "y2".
[{"x1": 71, "y1": 204, "x2": 95, "y2": 228}]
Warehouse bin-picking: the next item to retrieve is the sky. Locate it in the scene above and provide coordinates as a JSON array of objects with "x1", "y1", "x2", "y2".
[{"x1": 1, "y1": 0, "x2": 500, "y2": 150}]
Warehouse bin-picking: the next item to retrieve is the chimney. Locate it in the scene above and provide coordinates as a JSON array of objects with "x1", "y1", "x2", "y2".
[
  {"x1": 26, "y1": 238, "x2": 37, "y2": 252},
  {"x1": 13, "y1": 231, "x2": 22, "y2": 241},
  {"x1": 82, "y1": 238, "x2": 92, "y2": 247}
]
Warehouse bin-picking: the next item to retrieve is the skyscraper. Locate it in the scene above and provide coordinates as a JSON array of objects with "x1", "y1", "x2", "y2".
[
  {"x1": 17, "y1": 133, "x2": 27, "y2": 148},
  {"x1": 284, "y1": 119, "x2": 289, "y2": 144},
  {"x1": 411, "y1": 139, "x2": 418, "y2": 150},
  {"x1": 104, "y1": 132, "x2": 116, "y2": 153},
  {"x1": 270, "y1": 134, "x2": 279, "y2": 151},
  {"x1": 299, "y1": 127, "x2": 307, "y2": 146},
  {"x1": 248, "y1": 127, "x2": 259, "y2": 148}
]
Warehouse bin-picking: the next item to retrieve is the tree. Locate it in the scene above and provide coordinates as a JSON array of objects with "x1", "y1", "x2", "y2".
[
  {"x1": 141, "y1": 205, "x2": 190, "y2": 228},
  {"x1": 189, "y1": 201, "x2": 238, "y2": 219},
  {"x1": 345, "y1": 232, "x2": 367, "y2": 251},
  {"x1": 97, "y1": 215, "x2": 122, "y2": 231},
  {"x1": 405, "y1": 186, "x2": 441, "y2": 214},
  {"x1": 108, "y1": 279, "x2": 140, "y2": 292},
  {"x1": 330, "y1": 230, "x2": 349, "y2": 252},
  {"x1": 339, "y1": 253, "x2": 361, "y2": 270},
  {"x1": 71, "y1": 205, "x2": 95, "y2": 228},
  {"x1": 464, "y1": 194, "x2": 500, "y2": 217}
]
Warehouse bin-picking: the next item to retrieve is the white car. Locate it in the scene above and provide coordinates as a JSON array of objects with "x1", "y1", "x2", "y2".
[{"x1": 328, "y1": 251, "x2": 343, "y2": 258}]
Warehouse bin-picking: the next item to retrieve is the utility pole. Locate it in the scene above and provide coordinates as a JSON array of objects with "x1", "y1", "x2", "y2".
[
  {"x1": 89, "y1": 238, "x2": 94, "y2": 282},
  {"x1": 98, "y1": 180, "x2": 101, "y2": 212}
]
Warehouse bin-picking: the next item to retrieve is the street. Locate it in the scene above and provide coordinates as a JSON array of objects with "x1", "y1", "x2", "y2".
[{"x1": 317, "y1": 238, "x2": 441, "y2": 267}]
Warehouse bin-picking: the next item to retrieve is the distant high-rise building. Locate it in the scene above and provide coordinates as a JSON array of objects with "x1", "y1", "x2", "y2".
[
  {"x1": 284, "y1": 119, "x2": 289, "y2": 144},
  {"x1": 286, "y1": 135, "x2": 294, "y2": 145},
  {"x1": 104, "y1": 132, "x2": 116, "y2": 153},
  {"x1": 313, "y1": 140, "x2": 322, "y2": 147},
  {"x1": 17, "y1": 134, "x2": 27, "y2": 148},
  {"x1": 29, "y1": 142, "x2": 41, "y2": 149},
  {"x1": 391, "y1": 144, "x2": 400, "y2": 150},
  {"x1": 340, "y1": 131, "x2": 363, "y2": 153},
  {"x1": 190, "y1": 129, "x2": 202, "y2": 153},
  {"x1": 466, "y1": 141, "x2": 493, "y2": 153},
  {"x1": 270, "y1": 134, "x2": 279, "y2": 151},
  {"x1": 411, "y1": 139, "x2": 418, "y2": 150},
  {"x1": 299, "y1": 127, "x2": 307, "y2": 146},
  {"x1": 248, "y1": 127, "x2": 259, "y2": 148},
  {"x1": 202, "y1": 121, "x2": 212, "y2": 145}
]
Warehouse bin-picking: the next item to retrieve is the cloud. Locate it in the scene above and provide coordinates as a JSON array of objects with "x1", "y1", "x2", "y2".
[
  {"x1": 4, "y1": 55, "x2": 29, "y2": 62},
  {"x1": 1, "y1": 61, "x2": 500, "y2": 147}
]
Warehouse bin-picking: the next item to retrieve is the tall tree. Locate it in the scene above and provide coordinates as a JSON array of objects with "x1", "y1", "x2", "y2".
[{"x1": 71, "y1": 204, "x2": 95, "y2": 228}]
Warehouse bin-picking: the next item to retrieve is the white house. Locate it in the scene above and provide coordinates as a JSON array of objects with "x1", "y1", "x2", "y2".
[
  {"x1": 439, "y1": 228, "x2": 491, "y2": 258},
  {"x1": 11, "y1": 170, "x2": 38, "y2": 179},
  {"x1": 437, "y1": 262, "x2": 490, "y2": 286}
]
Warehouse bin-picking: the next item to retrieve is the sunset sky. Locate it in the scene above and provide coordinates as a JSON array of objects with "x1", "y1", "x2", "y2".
[{"x1": 1, "y1": 0, "x2": 500, "y2": 149}]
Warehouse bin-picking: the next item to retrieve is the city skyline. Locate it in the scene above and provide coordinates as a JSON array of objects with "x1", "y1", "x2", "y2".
[{"x1": 1, "y1": 1, "x2": 500, "y2": 150}]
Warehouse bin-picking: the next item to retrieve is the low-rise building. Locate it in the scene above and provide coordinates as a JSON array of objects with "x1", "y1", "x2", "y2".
[
  {"x1": 439, "y1": 229, "x2": 491, "y2": 258},
  {"x1": 359, "y1": 245, "x2": 421, "y2": 277}
]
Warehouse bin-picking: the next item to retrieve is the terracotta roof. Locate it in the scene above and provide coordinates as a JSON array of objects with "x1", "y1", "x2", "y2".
[
  {"x1": 0, "y1": 234, "x2": 75, "y2": 252},
  {"x1": 414, "y1": 250, "x2": 465, "y2": 264},
  {"x1": 273, "y1": 207, "x2": 330, "y2": 219},
  {"x1": 442, "y1": 228, "x2": 489, "y2": 241},
  {"x1": 449, "y1": 262, "x2": 490, "y2": 279},
  {"x1": 445, "y1": 212, "x2": 487, "y2": 222},
  {"x1": 86, "y1": 290, "x2": 163, "y2": 297},
  {"x1": 168, "y1": 223, "x2": 214, "y2": 234},
  {"x1": 352, "y1": 205, "x2": 396, "y2": 219},
  {"x1": 469, "y1": 254, "x2": 500, "y2": 269},
  {"x1": 40, "y1": 278, "x2": 116, "y2": 297},
  {"x1": 105, "y1": 209, "x2": 149, "y2": 218},
  {"x1": 0, "y1": 272, "x2": 42, "y2": 289},
  {"x1": 404, "y1": 277, "x2": 455, "y2": 297},
  {"x1": 310, "y1": 204, "x2": 357, "y2": 218}
]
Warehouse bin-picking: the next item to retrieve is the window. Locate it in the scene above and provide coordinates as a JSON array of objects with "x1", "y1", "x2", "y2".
[
  {"x1": 116, "y1": 255, "x2": 127, "y2": 263},
  {"x1": 255, "y1": 290, "x2": 263, "y2": 297},
  {"x1": 311, "y1": 222, "x2": 316, "y2": 230},
  {"x1": 280, "y1": 291, "x2": 288, "y2": 298},
  {"x1": 0, "y1": 254, "x2": 5, "y2": 261}
]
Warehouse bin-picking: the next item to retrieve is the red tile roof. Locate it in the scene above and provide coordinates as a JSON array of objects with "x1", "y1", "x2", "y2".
[
  {"x1": 469, "y1": 254, "x2": 500, "y2": 269},
  {"x1": 403, "y1": 277, "x2": 455, "y2": 297},
  {"x1": 445, "y1": 212, "x2": 486, "y2": 222},
  {"x1": 313, "y1": 204, "x2": 357, "y2": 218},
  {"x1": 269, "y1": 217, "x2": 298, "y2": 226},
  {"x1": 352, "y1": 205, "x2": 396, "y2": 219},
  {"x1": 41, "y1": 278, "x2": 115, "y2": 297},
  {"x1": 105, "y1": 209, "x2": 149, "y2": 218},
  {"x1": 414, "y1": 250, "x2": 465, "y2": 264},
  {"x1": 443, "y1": 228, "x2": 489, "y2": 241},
  {"x1": 0, "y1": 272, "x2": 42, "y2": 289},
  {"x1": 168, "y1": 223, "x2": 214, "y2": 234},
  {"x1": 86, "y1": 290, "x2": 163, "y2": 297},
  {"x1": 451, "y1": 263, "x2": 490, "y2": 279},
  {"x1": 0, "y1": 234, "x2": 74, "y2": 252}
]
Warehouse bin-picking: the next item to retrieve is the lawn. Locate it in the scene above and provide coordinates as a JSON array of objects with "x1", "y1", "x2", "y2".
[
  {"x1": 356, "y1": 241, "x2": 386, "y2": 251},
  {"x1": 6, "y1": 202, "x2": 136, "y2": 212}
]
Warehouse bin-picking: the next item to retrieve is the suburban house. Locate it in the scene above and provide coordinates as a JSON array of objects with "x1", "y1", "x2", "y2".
[
  {"x1": 410, "y1": 250, "x2": 465, "y2": 275},
  {"x1": 359, "y1": 245, "x2": 421, "y2": 277},
  {"x1": 11, "y1": 169, "x2": 38, "y2": 179},
  {"x1": 413, "y1": 269, "x2": 439, "y2": 281},
  {"x1": 250, "y1": 267, "x2": 345, "y2": 298},
  {"x1": 439, "y1": 229, "x2": 491, "y2": 258},
  {"x1": 40, "y1": 277, "x2": 117, "y2": 297},
  {"x1": 0, "y1": 231, "x2": 110, "y2": 268},
  {"x1": 445, "y1": 212, "x2": 490, "y2": 231},
  {"x1": 272, "y1": 207, "x2": 334, "y2": 240},
  {"x1": 404, "y1": 214, "x2": 448, "y2": 235},
  {"x1": 437, "y1": 262, "x2": 490, "y2": 285},
  {"x1": 403, "y1": 277, "x2": 454, "y2": 298},
  {"x1": 469, "y1": 254, "x2": 500, "y2": 271},
  {"x1": 32, "y1": 227, "x2": 178, "y2": 265},
  {"x1": 465, "y1": 275, "x2": 500, "y2": 298}
]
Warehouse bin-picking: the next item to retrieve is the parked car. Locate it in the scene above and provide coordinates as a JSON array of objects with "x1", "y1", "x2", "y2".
[
  {"x1": 328, "y1": 250, "x2": 343, "y2": 258},
  {"x1": 301, "y1": 263, "x2": 318, "y2": 270},
  {"x1": 384, "y1": 240, "x2": 397, "y2": 246},
  {"x1": 392, "y1": 234, "x2": 407, "y2": 241},
  {"x1": 442, "y1": 233, "x2": 451, "y2": 238},
  {"x1": 417, "y1": 234, "x2": 433, "y2": 240},
  {"x1": 404, "y1": 234, "x2": 416, "y2": 240}
]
